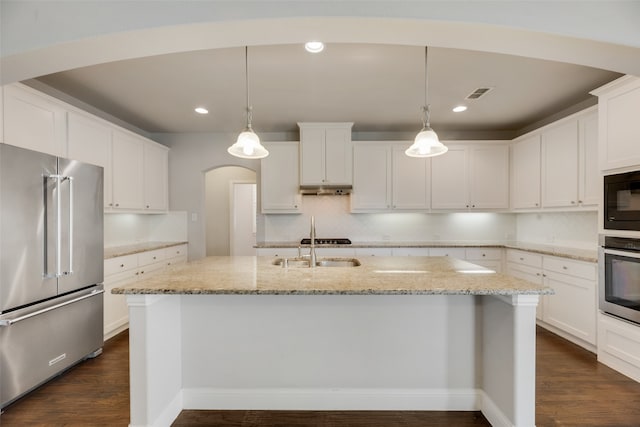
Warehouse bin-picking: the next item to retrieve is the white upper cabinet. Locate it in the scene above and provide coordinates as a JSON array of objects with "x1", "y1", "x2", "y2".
[
  {"x1": 261, "y1": 141, "x2": 301, "y2": 213},
  {"x1": 578, "y1": 111, "x2": 599, "y2": 206},
  {"x1": 3, "y1": 83, "x2": 67, "y2": 157},
  {"x1": 431, "y1": 146, "x2": 468, "y2": 209},
  {"x1": 351, "y1": 142, "x2": 429, "y2": 212},
  {"x1": 299, "y1": 122, "x2": 353, "y2": 186},
  {"x1": 392, "y1": 145, "x2": 431, "y2": 210},
  {"x1": 513, "y1": 107, "x2": 598, "y2": 211},
  {"x1": 351, "y1": 142, "x2": 391, "y2": 211},
  {"x1": 143, "y1": 141, "x2": 169, "y2": 211},
  {"x1": 112, "y1": 130, "x2": 145, "y2": 210},
  {"x1": 591, "y1": 76, "x2": 640, "y2": 171},
  {"x1": 542, "y1": 120, "x2": 579, "y2": 208},
  {"x1": 469, "y1": 145, "x2": 509, "y2": 209},
  {"x1": 511, "y1": 135, "x2": 541, "y2": 209},
  {"x1": 67, "y1": 111, "x2": 113, "y2": 208},
  {"x1": 3, "y1": 83, "x2": 169, "y2": 213},
  {"x1": 432, "y1": 143, "x2": 508, "y2": 210}
]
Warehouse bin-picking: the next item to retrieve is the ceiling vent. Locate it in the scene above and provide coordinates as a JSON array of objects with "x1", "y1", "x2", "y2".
[{"x1": 465, "y1": 87, "x2": 493, "y2": 100}]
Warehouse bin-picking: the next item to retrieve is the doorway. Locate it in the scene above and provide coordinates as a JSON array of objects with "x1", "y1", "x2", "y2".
[
  {"x1": 229, "y1": 181, "x2": 257, "y2": 256},
  {"x1": 204, "y1": 166, "x2": 256, "y2": 256}
]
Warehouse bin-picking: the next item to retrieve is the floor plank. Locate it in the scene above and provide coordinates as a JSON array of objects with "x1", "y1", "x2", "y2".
[{"x1": 3, "y1": 326, "x2": 640, "y2": 426}]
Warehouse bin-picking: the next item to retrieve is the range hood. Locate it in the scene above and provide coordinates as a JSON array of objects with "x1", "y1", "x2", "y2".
[{"x1": 299, "y1": 185, "x2": 352, "y2": 195}]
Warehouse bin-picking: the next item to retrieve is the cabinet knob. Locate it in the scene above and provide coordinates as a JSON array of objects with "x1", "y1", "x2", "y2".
[
  {"x1": 153, "y1": 256, "x2": 156, "y2": 260},
  {"x1": 294, "y1": 205, "x2": 298, "y2": 208},
  {"x1": 140, "y1": 270, "x2": 144, "y2": 274},
  {"x1": 115, "y1": 203, "x2": 120, "y2": 207},
  {"x1": 519, "y1": 257, "x2": 524, "y2": 261},
  {"x1": 466, "y1": 205, "x2": 469, "y2": 208},
  {"x1": 578, "y1": 200, "x2": 583, "y2": 204},
  {"x1": 109, "y1": 203, "x2": 113, "y2": 207},
  {"x1": 482, "y1": 254, "x2": 486, "y2": 257},
  {"x1": 120, "y1": 264, "x2": 124, "y2": 268},
  {"x1": 535, "y1": 203, "x2": 539, "y2": 207},
  {"x1": 571, "y1": 201, "x2": 576, "y2": 204},
  {"x1": 146, "y1": 205, "x2": 150, "y2": 208},
  {"x1": 562, "y1": 266, "x2": 568, "y2": 270},
  {"x1": 472, "y1": 205, "x2": 476, "y2": 208}
]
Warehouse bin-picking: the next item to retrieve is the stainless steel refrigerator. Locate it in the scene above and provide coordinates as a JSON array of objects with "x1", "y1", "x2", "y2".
[{"x1": 0, "y1": 143, "x2": 104, "y2": 408}]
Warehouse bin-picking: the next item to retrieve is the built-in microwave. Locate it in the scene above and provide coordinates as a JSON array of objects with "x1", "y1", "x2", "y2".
[{"x1": 604, "y1": 170, "x2": 640, "y2": 231}]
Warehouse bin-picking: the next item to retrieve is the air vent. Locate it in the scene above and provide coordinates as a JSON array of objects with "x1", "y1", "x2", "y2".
[{"x1": 465, "y1": 87, "x2": 493, "y2": 100}]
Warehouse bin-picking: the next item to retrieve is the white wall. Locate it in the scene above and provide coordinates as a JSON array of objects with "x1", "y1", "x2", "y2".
[
  {"x1": 156, "y1": 132, "x2": 270, "y2": 260},
  {"x1": 205, "y1": 166, "x2": 256, "y2": 256},
  {"x1": 515, "y1": 211, "x2": 598, "y2": 250}
]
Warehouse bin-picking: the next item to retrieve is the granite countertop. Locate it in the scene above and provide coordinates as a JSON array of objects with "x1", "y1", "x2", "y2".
[
  {"x1": 112, "y1": 255, "x2": 553, "y2": 296},
  {"x1": 256, "y1": 241, "x2": 597, "y2": 263},
  {"x1": 104, "y1": 241, "x2": 188, "y2": 259}
]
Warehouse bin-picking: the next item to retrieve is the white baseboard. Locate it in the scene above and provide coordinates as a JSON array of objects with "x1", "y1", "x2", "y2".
[
  {"x1": 128, "y1": 391, "x2": 183, "y2": 427},
  {"x1": 183, "y1": 387, "x2": 480, "y2": 411},
  {"x1": 480, "y1": 391, "x2": 515, "y2": 427}
]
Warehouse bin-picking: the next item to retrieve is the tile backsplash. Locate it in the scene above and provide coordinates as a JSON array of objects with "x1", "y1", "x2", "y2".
[
  {"x1": 259, "y1": 196, "x2": 598, "y2": 249},
  {"x1": 260, "y1": 196, "x2": 517, "y2": 243}
]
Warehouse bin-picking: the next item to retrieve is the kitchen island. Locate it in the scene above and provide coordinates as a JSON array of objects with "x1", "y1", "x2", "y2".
[{"x1": 114, "y1": 256, "x2": 551, "y2": 427}]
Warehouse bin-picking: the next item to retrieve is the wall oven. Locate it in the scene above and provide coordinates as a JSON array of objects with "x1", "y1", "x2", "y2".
[
  {"x1": 604, "y1": 170, "x2": 640, "y2": 230},
  {"x1": 599, "y1": 236, "x2": 640, "y2": 324}
]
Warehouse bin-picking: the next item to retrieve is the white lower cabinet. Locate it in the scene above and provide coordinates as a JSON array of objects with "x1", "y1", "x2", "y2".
[
  {"x1": 507, "y1": 250, "x2": 544, "y2": 319},
  {"x1": 354, "y1": 248, "x2": 392, "y2": 257},
  {"x1": 465, "y1": 248, "x2": 503, "y2": 273},
  {"x1": 542, "y1": 256, "x2": 597, "y2": 348},
  {"x1": 103, "y1": 244, "x2": 188, "y2": 340},
  {"x1": 598, "y1": 312, "x2": 640, "y2": 383},
  {"x1": 392, "y1": 248, "x2": 430, "y2": 256},
  {"x1": 506, "y1": 249, "x2": 596, "y2": 351}
]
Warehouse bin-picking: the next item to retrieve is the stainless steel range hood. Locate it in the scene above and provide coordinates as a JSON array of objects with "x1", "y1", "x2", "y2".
[{"x1": 299, "y1": 185, "x2": 352, "y2": 196}]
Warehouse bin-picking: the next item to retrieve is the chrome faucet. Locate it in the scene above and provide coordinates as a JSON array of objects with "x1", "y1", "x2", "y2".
[{"x1": 309, "y1": 215, "x2": 317, "y2": 267}]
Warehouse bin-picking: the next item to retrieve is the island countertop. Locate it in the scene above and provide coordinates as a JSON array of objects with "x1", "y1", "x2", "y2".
[{"x1": 112, "y1": 256, "x2": 553, "y2": 296}]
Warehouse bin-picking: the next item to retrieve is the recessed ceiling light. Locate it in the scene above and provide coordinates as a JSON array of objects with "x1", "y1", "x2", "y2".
[
  {"x1": 305, "y1": 41, "x2": 324, "y2": 53},
  {"x1": 194, "y1": 107, "x2": 209, "y2": 114},
  {"x1": 452, "y1": 105, "x2": 468, "y2": 113}
]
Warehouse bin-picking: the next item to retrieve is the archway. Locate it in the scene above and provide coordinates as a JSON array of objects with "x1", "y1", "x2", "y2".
[{"x1": 204, "y1": 166, "x2": 256, "y2": 256}]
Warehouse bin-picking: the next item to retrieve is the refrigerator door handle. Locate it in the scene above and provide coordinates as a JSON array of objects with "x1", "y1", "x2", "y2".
[
  {"x1": 43, "y1": 174, "x2": 60, "y2": 279},
  {"x1": 0, "y1": 288, "x2": 104, "y2": 327},
  {"x1": 63, "y1": 175, "x2": 74, "y2": 276}
]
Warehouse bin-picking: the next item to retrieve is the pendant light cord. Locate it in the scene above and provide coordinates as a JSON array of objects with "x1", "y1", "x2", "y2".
[
  {"x1": 245, "y1": 46, "x2": 253, "y2": 130},
  {"x1": 422, "y1": 46, "x2": 431, "y2": 129}
]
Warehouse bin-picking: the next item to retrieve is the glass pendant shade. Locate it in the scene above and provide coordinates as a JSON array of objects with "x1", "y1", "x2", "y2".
[
  {"x1": 406, "y1": 46, "x2": 447, "y2": 158},
  {"x1": 227, "y1": 46, "x2": 269, "y2": 159},
  {"x1": 227, "y1": 128, "x2": 269, "y2": 159},
  {"x1": 405, "y1": 125, "x2": 448, "y2": 157}
]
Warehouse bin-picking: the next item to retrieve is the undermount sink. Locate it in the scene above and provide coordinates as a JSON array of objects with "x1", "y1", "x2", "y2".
[{"x1": 272, "y1": 257, "x2": 361, "y2": 268}]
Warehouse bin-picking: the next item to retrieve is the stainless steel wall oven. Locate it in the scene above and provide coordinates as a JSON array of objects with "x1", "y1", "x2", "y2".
[{"x1": 599, "y1": 236, "x2": 640, "y2": 324}]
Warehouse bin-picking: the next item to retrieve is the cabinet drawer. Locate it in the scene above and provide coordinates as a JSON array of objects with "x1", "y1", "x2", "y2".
[
  {"x1": 430, "y1": 247, "x2": 466, "y2": 258},
  {"x1": 136, "y1": 261, "x2": 165, "y2": 278},
  {"x1": 104, "y1": 254, "x2": 138, "y2": 276},
  {"x1": 164, "y1": 244, "x2": 187, "y2": 259},
  {"x1": 506, "y1": 249, "x2": 543, "y2": 268},
  {"x1": 465, "y1": 248, "x2": 502, "y2": 261},
  {"x1": 543, "y1": 256, "x2": 596, "y2": 280},
  {"x1": 138, "y1": 248, "x2": 166, "y2": 266}
]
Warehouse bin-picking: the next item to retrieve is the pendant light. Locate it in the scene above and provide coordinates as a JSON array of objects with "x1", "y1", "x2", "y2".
[
  {"x1": 227, "y1": 46, "x2": 269, "y2": 159},
  {"x1": 405, "y1": 46, "x2": 448, "y2": 158}
]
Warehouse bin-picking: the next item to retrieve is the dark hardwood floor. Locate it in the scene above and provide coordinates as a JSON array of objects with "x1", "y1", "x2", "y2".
[{"x1": 2, "y1": 327, "x2": 640, "y2": 426}]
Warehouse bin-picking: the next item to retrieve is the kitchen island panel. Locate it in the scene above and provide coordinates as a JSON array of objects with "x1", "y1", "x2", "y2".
[
  {"x1": 180, "y1": 294, "x2": 480, "y2": 390},
  {"x1": 126, "y1": 292, "x2": 538, "y2": 427}
]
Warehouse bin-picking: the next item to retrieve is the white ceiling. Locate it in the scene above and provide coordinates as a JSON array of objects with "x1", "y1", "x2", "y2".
[{"x1": 35, "y1": 43, "x2": 621, "y2": 138}]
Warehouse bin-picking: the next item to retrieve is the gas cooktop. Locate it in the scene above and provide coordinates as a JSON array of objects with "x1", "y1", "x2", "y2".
[{"x1": 300, "y1": 238, "x2": 352, "y2": 245}]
